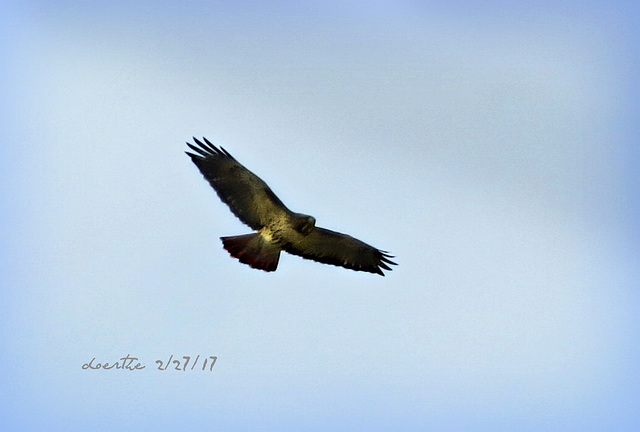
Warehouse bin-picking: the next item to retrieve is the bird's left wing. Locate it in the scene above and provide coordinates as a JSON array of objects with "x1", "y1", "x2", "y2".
[{"x1": 283, "y1": 227, "x2": 396, "y2": 275}]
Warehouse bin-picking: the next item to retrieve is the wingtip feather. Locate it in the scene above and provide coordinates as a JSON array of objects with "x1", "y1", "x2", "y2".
[{"x1": 198, "y1": 137, "x2": 217, "y2": 154}]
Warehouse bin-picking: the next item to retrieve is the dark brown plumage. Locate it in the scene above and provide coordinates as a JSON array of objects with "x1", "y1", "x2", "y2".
[{"x1": 186, "y1": 137, "x2": 396, "y2": 275}]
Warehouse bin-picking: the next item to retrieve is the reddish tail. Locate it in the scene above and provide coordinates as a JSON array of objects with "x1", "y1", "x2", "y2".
[{"x1": 221, "y1": 233, "x2": 281, "y2": 272}]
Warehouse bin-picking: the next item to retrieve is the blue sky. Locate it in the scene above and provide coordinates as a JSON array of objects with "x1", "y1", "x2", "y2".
[{"x1": 2, "y1": 1, "x2": 639, "y2": 430}]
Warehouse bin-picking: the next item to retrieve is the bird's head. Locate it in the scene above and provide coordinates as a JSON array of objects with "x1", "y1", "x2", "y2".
[{"x1": 293, "y1": 213, "x2": 316, "y2": 235}]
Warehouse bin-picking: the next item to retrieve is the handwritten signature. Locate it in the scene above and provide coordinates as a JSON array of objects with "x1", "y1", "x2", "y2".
[{"x1": 82, "y1": 354, "x2": 217, "y2": 372}]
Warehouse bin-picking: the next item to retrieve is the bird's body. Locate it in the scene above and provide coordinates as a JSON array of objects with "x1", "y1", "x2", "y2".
[{"x1": 186, "y1": 137, "x2": 396, "y2": 275}]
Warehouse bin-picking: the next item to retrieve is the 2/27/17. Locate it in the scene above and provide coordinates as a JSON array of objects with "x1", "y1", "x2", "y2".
[{"x1": 156, "y1": 355, "x2": 217, "y2": 372}]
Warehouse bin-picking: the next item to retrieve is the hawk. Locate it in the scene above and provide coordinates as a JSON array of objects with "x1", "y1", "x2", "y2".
[{"x1": 186, "y1": 137, "x2": 396, "y2": 275}]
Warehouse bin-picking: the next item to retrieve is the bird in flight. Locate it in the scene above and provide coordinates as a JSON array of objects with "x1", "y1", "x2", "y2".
[{"x1": 185, "y1": 137, "x2": 396, "y2": 275}]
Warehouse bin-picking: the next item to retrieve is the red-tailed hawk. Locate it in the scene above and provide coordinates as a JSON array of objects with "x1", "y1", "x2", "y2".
[{"x1": 186, "y1": 137, "x2": 396, "y2": 275}]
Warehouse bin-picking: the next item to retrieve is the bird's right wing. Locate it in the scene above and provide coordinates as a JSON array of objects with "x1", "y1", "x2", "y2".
[{"x1": 186, "y1": 137, "x2": 289, "y2": 230}]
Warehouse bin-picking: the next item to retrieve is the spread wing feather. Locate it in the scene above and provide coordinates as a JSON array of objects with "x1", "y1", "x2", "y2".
[
  {"x1": 185, "y1": 137, "x2": 289, "y2": 230},
  {"x1": 283, "y1": 227, "x2": 397, "y2": 276}
]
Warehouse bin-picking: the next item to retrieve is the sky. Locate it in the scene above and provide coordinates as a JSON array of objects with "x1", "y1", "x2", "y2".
[{"x1": 1, "y1": 1, "x2": 639, "y2": 430}]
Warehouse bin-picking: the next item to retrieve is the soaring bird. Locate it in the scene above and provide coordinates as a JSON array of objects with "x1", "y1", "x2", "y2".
[{"x1": 186, "y1": 137, "x2": 396, "y2": 275}]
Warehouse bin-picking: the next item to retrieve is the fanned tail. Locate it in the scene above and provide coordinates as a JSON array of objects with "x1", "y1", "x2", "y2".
[{"x1": 221, "y1": 233, "x2": 281, "y2": 272}]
